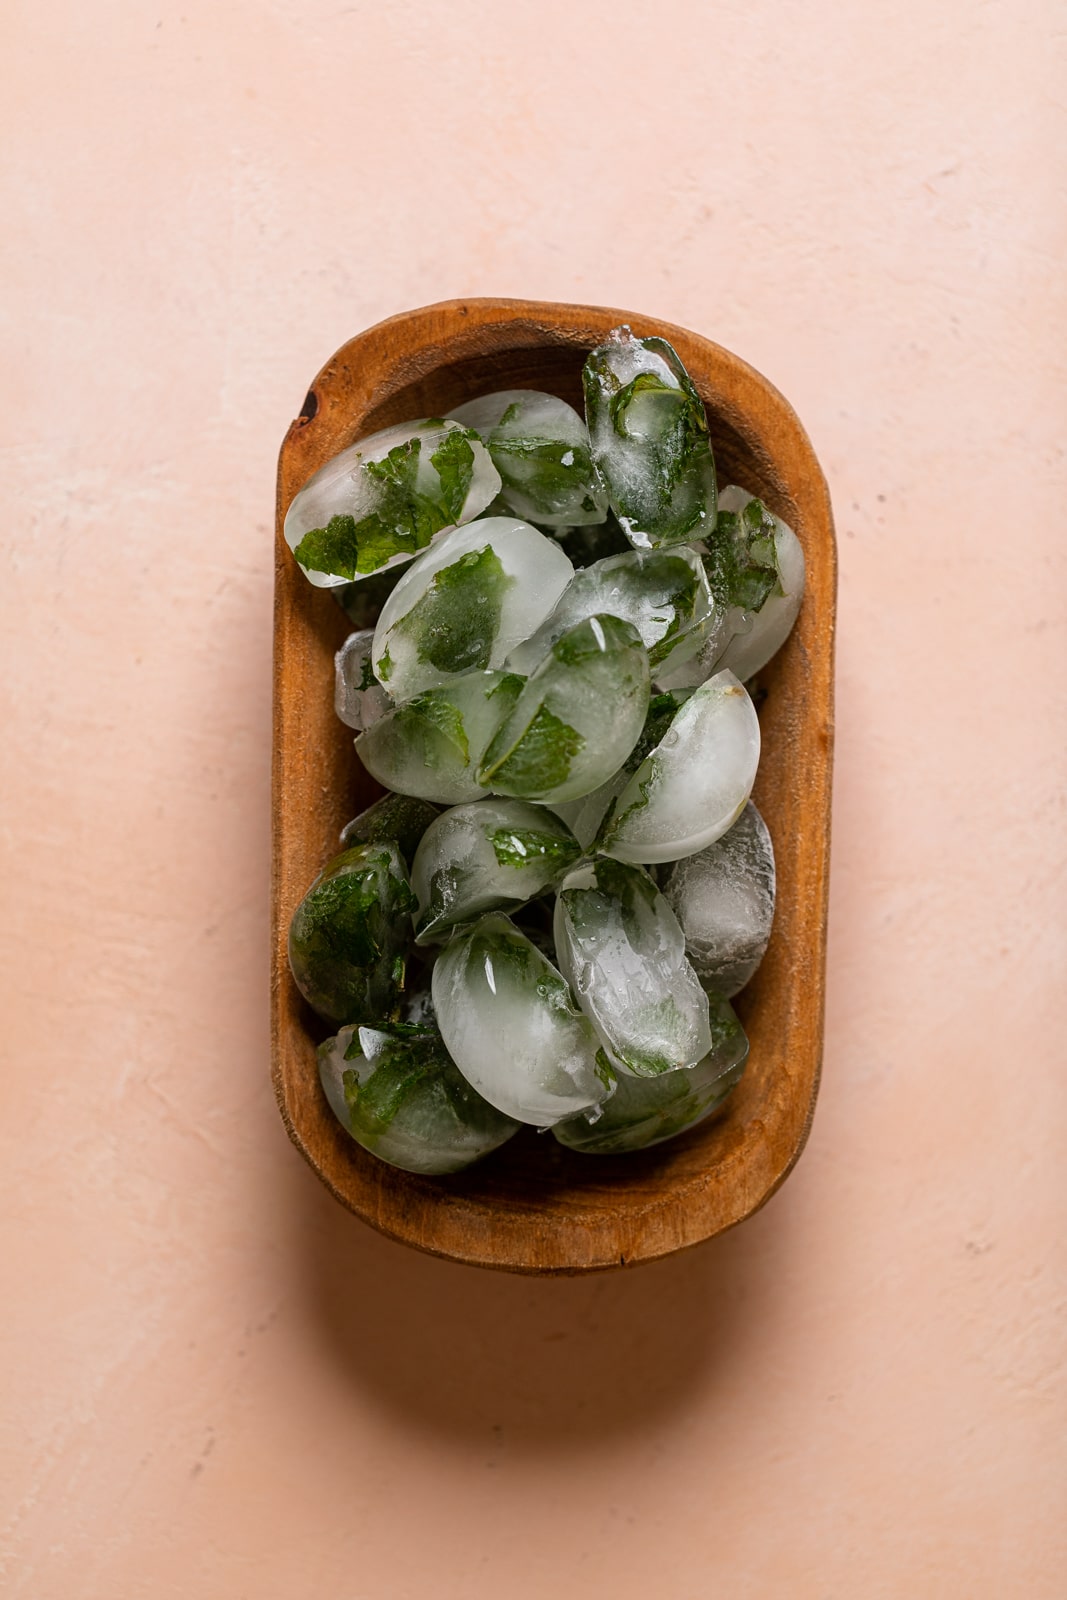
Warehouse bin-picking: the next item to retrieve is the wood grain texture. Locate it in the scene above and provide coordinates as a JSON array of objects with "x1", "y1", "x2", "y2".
[{"x1": 272, "y1": 298, "x2": 836, "y2": 1274}]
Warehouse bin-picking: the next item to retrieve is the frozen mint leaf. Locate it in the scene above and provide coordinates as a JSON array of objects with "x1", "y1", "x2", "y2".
[
  {"x1": 490, "y1": 436, "x2": 597, "y2": 505},
  {"x1": 408, "y1": 691, "x2": 470, "y2": 762},
  {"x1": 488, "y1": 825, "x2": 580, "y2": 873},
  {"x1": 293, "y1": 514, "x2": 363, "y2": 580},
  {"x1": 396, "y1": 544, "x2": 512, "y2": 676},
  {"x1": 703, "y1": 499, "x2": 780, "y2": 613},
  {"x1": 478, "y1": 703, "x2": 583, "y2": 792},
  {"x1": 430, "y1": 429, "x2": 477, "y2": 522}
]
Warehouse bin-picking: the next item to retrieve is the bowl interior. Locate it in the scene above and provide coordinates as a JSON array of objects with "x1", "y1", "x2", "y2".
[{"x1": 273, "y1": 300, "x2": 835, "y2": 1273}]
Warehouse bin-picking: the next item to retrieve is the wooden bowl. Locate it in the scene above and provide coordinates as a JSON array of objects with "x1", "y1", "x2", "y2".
[{"x1": 272, "y1": 298, "x2": 836, "y2": 1274}]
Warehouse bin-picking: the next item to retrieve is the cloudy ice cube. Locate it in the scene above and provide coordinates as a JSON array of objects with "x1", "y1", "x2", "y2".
[
  {"x1": 370, "y1": 516, "x2": 574, "y2": 702},
  {"x1": 284, "y1": 419, "x2": 500, "y2": 588},
  {"x1": 552, "y1": 993, "x2": 748, "y2": 1154},
  {"x1": 339, "y1": 793, "x2": 440, "y2": 865},
  {"x1": 597, "y1": 670, "x2": 760, "y2": 864},
  {"x1": 582, "y1": 326, "x2": 717, "y2": 549},
  {"x1": 660, "y1": 801, "x2": 776, "y2": 996},
  {"x1": 506, "y1": 547, "x2": 715, "y2": 676},
  {"x1": 478, "y1": 615, "x2": 650, "y2": 804},
  {"x1": 447, "y1": 390, "x2": 608, "y2": 528},
  {"x1": 318, "y1": 1022, "x2": 519, "y2": 1175},
  {"x1": 553, "y1": 859, "x2": 711, "y2": 1076},
  {"x1": 287, "y1": 842, "x2": 415, "y2": 1024},
  {"x1": 356, "y1": 668, "x2": 524, "y2": 805},
  {"x1": 411, "y1": 798, "x2": 580, "y2": 945},
  {"x1": 432, "y1": 913, "x2": 612, "y2": 1125},
  {"x1": 334, "y1": 629, "x2": 392, "y2": 731},
  {"x1": 713, "y1": 486, "x2": 806, "y2": 681}
]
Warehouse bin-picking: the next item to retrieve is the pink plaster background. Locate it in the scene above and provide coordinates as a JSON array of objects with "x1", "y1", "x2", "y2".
[{"x1": 2, "y1": 2, "x2": 1065, "y2": 1594}]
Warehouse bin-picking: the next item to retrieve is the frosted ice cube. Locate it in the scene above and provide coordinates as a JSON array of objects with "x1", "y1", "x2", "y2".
[
  {"x1": 552, "y1": 993, "x2": 748, "y2": 1154},
  {"x1": 447, "y1": 390, "x2": 608, "y2": 528},
  {"x1": 582, "y1": 326, "x2": 717, "y2": 549},
  {"x1": 356, "y1": 669, "x2": 524, "y2": 805},
  {"x1": 553, "y1": 859, "x2": 711, "y2": 1076},
  {"x1": 334, "y1": 629, "x2": 392, "y2": 731},
  {"x1": 370, "y1": 516, "x2": 574, "y2": 702},
  {"x1": 287, "y1": 842, "x2": 415, "y2": 1024},
  {"x1": 284, "y1": 419, "x2": 500, "y2": 588},
  {"x1": 597, "y1": 670, "x2": 760, "y2": 864},
  {"x1": 660, "y1": 801, "x2": 775, "y2": 996},
  {"x1": 318, "y1": 1022, "x2": 519, "y2": 1175},
  {"x1": 431, "y1": 913, "x2": 612, "y2": 1126},
  {"x1": 713, "y1": 486, "x2": 806, "y2": 681},
  {"x1": 411, "y1": 798, "x2": 580, "y2": 945},
  {"x1": 338, "y1": 793, "x2": 440, "y2": 865},
  {"x1": 506, "y1": 547, "x2": 715, "y2": 676},
  {"x1": 478, "y1": 614, "x2": 650, "y2": 804}
]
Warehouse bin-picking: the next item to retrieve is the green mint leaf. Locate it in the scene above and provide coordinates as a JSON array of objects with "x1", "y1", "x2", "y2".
[
  {"x1": 488, "y1": 826, "x2": 580, "y2": 872},
  {"x1": 408, "y1": 691, "x2": 470, "y2": 762},
  {"x1": 294, "y1": 514, "x2": 363, "y2": 580},
  {"x1": 478, "y1": 702, "x2": 584, "y2": 793},
  {"x1": 396, "y1": 544, "x2": 512, "y2": 676},
  {"x1": 703, "y1": 499, "x2": 780, "y2": 612},
  {"x1": 429, "y1": 428, "x2": 476, "y2": 522}
]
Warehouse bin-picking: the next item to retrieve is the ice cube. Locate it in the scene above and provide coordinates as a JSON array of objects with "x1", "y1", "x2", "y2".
[
  {"x1": 713, "y1": 487, "x2": 806, "y2": 682},
  {"x1": 582, "y1": 326, "x2": 717, "y2": 549},
  {"x1": 287, "y1": 842, "x2": 415, "y2": 1024},
  {"x1": 478, "y1": 614, "x2": 650, "y2": 804},
  {"x1": 552, "y1": 993, "x2": 748, "y2": 1154},
  {"x1": 506, "y1": 546, "x2": 715, "y2": 675},
  {"x1": 431, "y1": 913, "x2": 612, "y2": 1125},
  {"x1": 553, "y1": 859, "x2": 711, "y2": 1076},
  {"x1": 284, "y1": 418, "x2": 500, "y2": 588},
  {"x1": 334, "y1": 630, "x2": 392, "y2": 731},
  {"x1": 338, "y1": 793, "x2": 440, "y2": 866},
  {"x1": 318, "y1": 1022, "x2": 519, "y2": 1174},
  {"x1": 411, "y1": 798, "x2": 580, "y2": 945},
  {"x1": 356, "y1": 669, "x2": 525, "y2": 805},
  {"x1": 370, "y1": 516, "x2": 574, "y2": 702},
  {"x1": 447, "y1": 390, "x2": 608, "y2": 528},
  {"x1": 545, "y1": 689, "x2": 693, "y2": 848},
  {"x1": 660, "y1": 801, "x2": 776, "y2": 996},
  {"x1": 597, "y1": 670, "x2": 760, "y2": 863}
]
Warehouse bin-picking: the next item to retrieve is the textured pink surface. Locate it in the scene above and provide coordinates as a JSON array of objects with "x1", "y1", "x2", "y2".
[{"x1": 2, "y1": 2, "x2": 1065, "y2": 1594}]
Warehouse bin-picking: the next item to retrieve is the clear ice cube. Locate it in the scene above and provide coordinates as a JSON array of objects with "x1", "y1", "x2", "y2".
[
  {"x1": 431, "y1": 912, "x2": 612, "y2": 1126},
  {"x1": 287, "y1": 842, "x2": 415, "y2": 1024},
  {"x1": 284, "y1": 419, "x2": 500, "y2": 588},
  {"x1": 318, "y1": 1022, "x2": 519, "y2": 1174},
  {"x1": 356, "y1": 668, "x2": 525, "y2": 805},
  {"x1": 552, "y1": 993, "x2": 748, "y2": 1154},
  {"x1": 660, "y1": 801, "x2": 776, "y2": 996},
  {"x1": 411, "y1": 798, "x2": 580, "y2": 945},
  {"x1": 506, "y1": 547, "x2": 715, "y2": 676},
  {"x1": 553, "y1": 859, "x2": 711, "y2": 1076},
  {"x1": 370, "y1": 516, "x2": 574, "y2": 702},
  {"x1": 478, "y1": 614, "x2": 650, "y2": 804},
  {"x1": 597, "y1": 670, "x2": 760, "y2": 863},
  {"x1": 545, "y1": 689, "x2": 693, "y2": 848},
  {"x1": 582, "y1": 326, "x2": 717, "y2": 549},
  {"x1": 714, "y1": 486, "x2": 806, "y2": 682},
  {"x1": 447, "y1": 390, "x2": 608, "y2": 528},
  {"x1": 334, "y1": 629, "x2": 392, "y2": 731}
]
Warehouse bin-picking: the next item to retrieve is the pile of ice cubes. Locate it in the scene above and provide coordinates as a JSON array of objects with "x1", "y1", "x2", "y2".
[{"x1": 286, "y1": 328, "x2": 805, "y2": 1172}]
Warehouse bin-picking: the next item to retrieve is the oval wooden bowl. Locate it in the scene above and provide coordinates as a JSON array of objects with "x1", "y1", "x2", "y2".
[{"x1": 272, "y1": 298, "x2": 836, "y2": 1274}]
